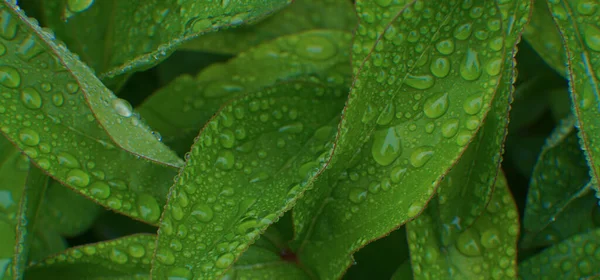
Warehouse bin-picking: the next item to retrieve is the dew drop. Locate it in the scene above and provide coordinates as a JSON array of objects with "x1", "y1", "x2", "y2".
[
  {"x1": 405, "y1": 74, "x2": 434, "y2": 89},
  {"x1": 156, "y1": 249, "x2": 175, "y2": 265},
  {"x1": 454, "y1": 23, "x2": 473, "y2": 40},
  {"x1": 460, "y1": 48, "x2": 482, "y2": 81},
  {"x1": 19, "y1": 128, "x2": 40, "y2": 146},
  {"x1": 408, "y1": 202, "x2": 423, "y2": 217},
  {"x1": 112, "y1": 98, "x2": 133, "y2": 117},
  {"x1": 423, "y1": 92, "x2": 449, "y2": 119},
  {"x1": 52, "y1": 93, "x2": 64, "y2": 107},
  {"x1": 375, "y1": 0, "x2": 392, "y2": 7},
  {"x1": 390, "y1": 166, "x2": 407, "y2": 183},
  {"x1": 456, "y1": 228, "x2": 482, "y2": 257},
  {"x1": 348, "y1": 188, "x2": 367, "y2": 204},
  {"x1": 430, "y1": 57, "x2": 450, "y2": 78},
  {"x1": 485, "y1": 58, "x2": 502, "y2": 76},
  {"x1": 89, "y1": 181, "x2": 110, "y2": 198},
  {"x1": 191, "y1": 203, "x2": 214, "y2": 223},
  {"x1": 215, "y1": 150, "x2": 235, "y2": 170},
  {"x1": 279, "y1": 122, "x2": 304, "y2": 134},
  {"x1": 371, "y1": 127, "x2": 402, "y2": 166},
  {"x1": 362, "y1": 103, "x2": 378, "y2": 124},
  {"x1": 410, "y1": 147, "x2": 434, "y2": 168},
  {"x1": 377, "y1": 103, "x2": 395, "y2": 125},
  {"x1": 137, "y1": 193, "x2": 161, "y2": 222},
  {"x1": 441, "y1": 118, "x2": 459, "y2": 138},
  {"x1": 584, "y1": 24, "x2": 600, "y2": 51},
  {"x1": 215, "y1": 253, "x2": 235, "y2": 269},
  {"x1": 0, "y1": 10, "x2": 17, "y2": 40},
  {"x1": 167, "y1": 267, "x2": 194, "y2": 280},
  {"x1": 463, "y1": 94, "x2": 483, "y2": 115},
  {"x1": 109, "y1": 248, "x2": 128, "y2": 264},
  {"x1": 480, "y1": 229, "x2": 501, "y2": 249},
  {"x1": 219, "y1": 130, "x2": 235, "y2": 149},
  {"x1": 0, "y1": 65, "x2": 21, "y2": 88},
  {"x1": 57, "y1": 152, "x2": 80, "y2": 168},
  {"x1": 435, "y1": 39, "x2": 455, "y2": 55},
  {"x1": 66, "y1": 169, "x2": 90, "y2": 188},
  {"x1": 67, "y1": 0, "x2": 94, "y2": 13},
  {"x1": 20, "y1": 87, "x2": 42, "y2": 109},
  {"x1": 295, "y1": 36, "x2": 337, "y2": 60},
  {"x1": 128, "y1": 243, "x2": 146, "y2": 258}
]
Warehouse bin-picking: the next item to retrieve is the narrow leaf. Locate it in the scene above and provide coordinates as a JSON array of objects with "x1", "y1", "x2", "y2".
[
  {"x1": 522, "y1": 0, "x2": 567, "y2": 76},
  {"x1": 151, "y1": 82, "x2": 346, "y2": 279},
  {"x1": 13, "y1": 166, "x2": 49, "y2": 280},
  {"x1": 138, "y1": 30, "x2": 353, "y2": 155},
  {"x1": 292, "y1": 1, "x2": 506, "y2": 277},
  {"x1": 523, "y1": 116, "x2": 590, "y2": 238},
  {"x1": 0, "y1": 2, "x2": 182, "y2": 224},
  {"x1": 546, "y1": 0, "x2": 600, "y2": 191},
  {"x1": 519, "y1": 228, "x2": 600, "y2": 279},
  {"x1": 39, "y1": 0, "x2": 291, "y2": 79},
  {"x1": 24, "y1": 234, "x2": 156, "y2": 280},
  {"x1": 180, "y1": 0, "x2": 357, "y2": 54},
  {"x1": 407, "y1": 172, "x2": 519, "y2": 279}
]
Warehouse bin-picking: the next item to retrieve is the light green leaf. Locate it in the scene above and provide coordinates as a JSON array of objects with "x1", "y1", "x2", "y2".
[
  {"x1": 40, "y1": 181, "x2": 101, "y2": 237},
  {"x1": 39, "y1": 0, "x2": 291, "y2": 79},
  {"x1": 13, "y1": 166, "x2": 48, "y2": 280},
  {"x1": 24, "y1": 234, "x2": 156, "y2": 280},
  {"x1": 138, "y1": 30, "x2": 353, "y2": 155},
  {"x1": 522, "y1": 0, "x2": 567, "y2": 76},
  {"x1": 0, "y1": 2, "x2": 183, "y2": 224},
  {"x1": 151, "y1": 82, "x2": 346, "y2": 279},
  {"x1": 435, "y1": 0, "x2": 531, "y2": 234},
  {"x1": 519, "y1": 227, "x2": 600, "y2": 279},
  {"x1": 292, "y1": 1, "x2": 507, "y2": 278},
  {"x1": 180, "y1": 0, "x2": 357, "y2": 54},
  {"x1": 546, "y1": 0, "x2": 600, "y2": 192},
  {"x1": 522, "y1": 116, "x2": 591, "y2": 239},
  {"x1": 407, "y1": 172, "x2": 519, "y2": 279}
]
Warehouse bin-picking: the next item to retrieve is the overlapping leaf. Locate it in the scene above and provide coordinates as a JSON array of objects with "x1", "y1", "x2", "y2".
[
  {"x1": 522, "y1": 116, "x2": 591, "y2": 239},
  {"x1": 180, "y1": 0, "x2": 357, "y2": 55},
  {"x1": 519, "y1": 228, "x2": 600, "y2": 279},
  {"x1": 292, "y1": 1, "x2": 507, "y2": 278},
  {"x1": 0, "y1": 2, "x2": 183, "y2": 224},
  {"x1": 39, "y1": 0, "x2": 291, "y2": 79},
  {"x1": 407, "y1": 173, "x2": 519, "y2": 279},
  {"x1": 547, "y1": 0, "x2": 600, "y2": 191},
  {"x1": 434, "y1": 0, "x2": 531, "y2": 235},
  {"x1": 522, "y1": 0, "x2": 567, "y2": 76},
  {"x1": 24, "y1": 234, "x2": 156, "y2": 279},
  {"x1": 151, "y1": 82, "x2": 347, "y2": 279},
  {"x1": 138, "y1": 30, "x2": 353, "y2": 155}
]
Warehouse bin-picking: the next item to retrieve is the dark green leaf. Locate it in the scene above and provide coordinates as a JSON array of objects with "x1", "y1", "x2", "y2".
[
  {"x1": 138, "y1": 30, "x2": 353, "y2": 155},
  {"x1": 407, "y1": 172, "x2": 519, "y2": 279},
  {"x1": 0, "y1": 2, "x2": 183, "y2": 224},
  {"x1": 522, "y1": 0, "x2": 567, "y2": 76},
  {"x1": 546, "y1": 0, "x2": 600, "y2": 192},
  {"x1": 292, "y1": 1, "x2": 507, "y2": 278},
  {"x1": 39, "y1": 0, "x2": 291, "y2": 79},
  {"x1": 151, "y1": 82, "x2": 346, "y2": 279},
  {"x1": 390, "y1": 261, "x2": 413, "y2": 280},
  {"x1": 24, "y1": 234, "x2": 156, "y2": 280},
  {"x1": 181, "y1": 0, "x2": 357, "y2": 54},
  {"x1": 519, "y1": 227, "x2": 600, "y2": 279}
]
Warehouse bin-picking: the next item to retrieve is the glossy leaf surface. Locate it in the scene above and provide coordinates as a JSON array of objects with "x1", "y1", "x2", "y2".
[
  {"x1": 181, "y1": 0, "x2": 357, "y2": 54},
  {"x1": 293, "y1": 1, "x2": 506, "y2": 278},
  {"x1": 151, "y1": 82, "x2": 346, "y2": 279},
  {"x1": 0, "y1": 1, "x2": 182, "y2": 224},
  {"x1": 40, "y1": 0, "x2": 291, "y2": 79},
  {"x1": 407, "y1": 173, "x2": 519, "y2": 279}
]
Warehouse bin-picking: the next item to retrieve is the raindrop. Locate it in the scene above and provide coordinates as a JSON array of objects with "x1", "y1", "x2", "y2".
[
  {"x1": 215, "y1": 253, "x2": 235, "y2": 269},
  {"x1": 410, "y1": 147, "x2": 434, "y2": 168},
  {"x1": 19, "y1": 128, "x2": 40, "y2": 146},
  {"x1": 279, "y1": 122, "x2": 304, "y2": 134},
  {"x1": 295, "y1": 35, "x2": 337, "y2": 60},
  {"x1": 66, "y1": 169, "x2": 90, "y2": 188},
  {"x1": 67, "y1": 0, "x2": 94, "y2": 13},
  {"x1": 137, "y1": 193, "x2": 161, "y2": 222},
  {"x1": 215, "y1": 150, "x2": 235, "y2": 170},
  {"x1": 20, "y1": 87, "x2": 43, "y2": 109},
  {"x1": 371, "y1": 127, "x2": 403, "y2": 166},
  {"x1": 423, "y1": 92, "x2": 449, "y2": 119},
  {"x1": 460, "y1": 48, "x2": 482, "y2": 81},
  {"x1": 89, "y1": 181, "x2": 110, "y2": 199},
  {"x1": 0, "y1": 65, "x2": 21, "y2": 88},
  {"x1": 583, "y1": 24, "x2": 600, "y2": 51},
  {"x1": 455, "y1": 228, "x2": 482, "y2": 256},
  {"x1": 348, "y1": 188, "x2": 367, "y2": 204},
  {"x1": 167, "y1": 267, "x2": 193, "y2": 280},
  {"x1": 112, "y1": 98, "x2": 133, "y2": 117},
  {"x1": 405, "y1": 74, "x2": 434, "y2": 89},
  {"x1": 430, "y1": 57, "x2": 450, "y2": 78},
  {"x1": 191, "y1": 203, "x2": 214, "y2": 223}
]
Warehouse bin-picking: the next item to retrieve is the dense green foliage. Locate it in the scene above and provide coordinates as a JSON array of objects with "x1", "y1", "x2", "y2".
[{"x1": 0, "y1": 0, "x2": 599, "y2": 279}]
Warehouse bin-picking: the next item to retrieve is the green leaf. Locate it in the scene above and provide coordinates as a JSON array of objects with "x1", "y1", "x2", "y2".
[
  {"x1": 180, "y1": 0, "x2": 357, "y2": 54},
  {"x1": 39, "y1": 0, "x2": 291, "y2": 79},
  {"x1": 546, "y1": 0, "x2": 600, "y2": 192},
  {"x1": 40, "y1": 181, "x2": 101, "y2": 237},
  {"x1": 522, "y1": 0, "x2": 567, "y2": 76},
  {"x1": 13, "y1": 166, "x2": 49, "y2": 280},
  {"x1": 138, "y1": 30, "x2": 353, "y2": 155},
  {"x1": 406, "y1": 172, "x2": 519, "y2": 279},
  {"x1": 0, "y1": 2, "x2": 183, "y2": 224},
  {"x1": 292, "y1": 1, "x2": 507, "y2": 278},
  {"x1": 519, "y1": 227, "x2": 600, "y2": 279},
  {"x1": 151, "y1": 82, "x2": 346, "y2": 279},
  {"x1": 390, "y1": 261, "x2": 413, "y2": 280},
  {"x1": 435, "y1": 0, "x2": 531, "y2": 234},
  {"x1": 522, "y1": 116, "x2": 591, "y2": 239},
  {"x1": 24, "y1": 234, "x2": 156, "y2": 280}
]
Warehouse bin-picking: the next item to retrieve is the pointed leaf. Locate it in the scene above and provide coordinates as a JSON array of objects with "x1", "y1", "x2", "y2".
[
  {"x1": 138, "y1": 30, "x2": 353, "y2": 155},
  {"x1": 0, "y1": 2, "x2": 183, "y2": 224},
  {"x1": 39, "y1": 0, "x2": 291, "y2": 79},
  {"x1": 292, "y1": 1, "x2": 507, "y2": 277},
  {"x1": 523, "y1": 116, "x2": 591, "y2": 238},
  {"x1": 546, "y1": 0, "x2": 600, "y2": 192},
  {"x1": 435, "y1": 0, "x2": 531, "y2": 234},
  {"x1": 180, "y1": 0, "x2": 357, "y2": 54},
  {"x1": 151, "y1": 82, "x2": 346, "y2": 279},
  {"x1": 13, "y1": 166, "x2": 49, "y2": 280},
  {"x1": 24, "y1": 234, "x2": 156, "y2": 280},
  {"x1": 407, "y1": 172, "x2": 519, "y2": 279},
  {"x1": 522, "y1": 0, "x2": 567, "y2": 76},
  {"x1": 519, "y1": 228, "x2": 600, "y2": 279}
]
